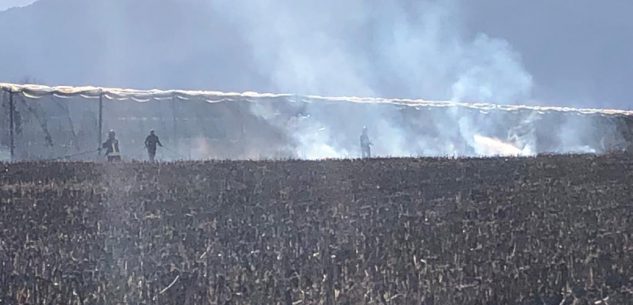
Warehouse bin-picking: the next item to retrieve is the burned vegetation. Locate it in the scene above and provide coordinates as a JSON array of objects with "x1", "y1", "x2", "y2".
[{"x1": 1, "y1": 155, "x2": 633, "y2": 305}]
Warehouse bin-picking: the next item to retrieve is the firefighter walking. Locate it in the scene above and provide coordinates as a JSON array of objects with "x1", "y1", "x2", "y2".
[
  {"x1": 102, "y1": 130, "x2": 121, "y2": 162},
  {"x1": 360, "y1": 126, "x2": 372, "y2": 158},
  {"x1": 144, "y1": 130, "x2": 163, "y2": 162}
]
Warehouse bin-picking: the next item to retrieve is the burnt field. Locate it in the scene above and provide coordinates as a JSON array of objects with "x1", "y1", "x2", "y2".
[{"x1": 1, "y1": 155, "x2": 633, "y2": 305}]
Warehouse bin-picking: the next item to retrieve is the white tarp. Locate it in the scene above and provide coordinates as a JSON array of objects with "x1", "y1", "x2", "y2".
[
  {"x1": 2, "y1": 83, "x2": 632, "y2": 117},
  {"x1": 1, "y1": 83, "x2": 632, "y2": 161}
]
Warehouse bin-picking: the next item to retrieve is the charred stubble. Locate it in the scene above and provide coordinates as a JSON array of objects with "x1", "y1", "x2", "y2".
[{"x1": 0, "y1": 155, "x2": 632, "y2": 305}]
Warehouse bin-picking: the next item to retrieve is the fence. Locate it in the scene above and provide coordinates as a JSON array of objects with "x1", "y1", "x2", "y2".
[
  {"x1": 0, "y1": 84, "x2": 297, "y2": 161},
  {"x1": 2, "y1": 83, "x2": 633, "y2": 162}
]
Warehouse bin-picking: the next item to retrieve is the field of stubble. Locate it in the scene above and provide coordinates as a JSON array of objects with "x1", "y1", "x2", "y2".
[{"x1": 1, "y1": 155, "x2": 632, "y2": 305}]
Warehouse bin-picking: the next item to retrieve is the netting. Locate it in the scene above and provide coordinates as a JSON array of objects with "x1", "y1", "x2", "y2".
[
  {"x1": 0, "y1": 85, "x2": 296, "y2": 161},
  {"x1": 1, "y1": 83, "x2": 633, "y2": 162},
  {"x1": 0, "y1": 90, "x2": 10, "y2": 160},
  {"x1": 16, "y1": 93, "x2": 99, "y2": 160}
]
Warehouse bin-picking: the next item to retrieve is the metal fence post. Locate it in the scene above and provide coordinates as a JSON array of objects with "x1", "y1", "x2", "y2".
[
  {"x1": 172, "y1": 93, "x2": 177, "y2": 154},
  {"x1": 98, "y1": 91, "x2": 103, "y2": 155},
  {"x1": 9, "y1": 89, "x2": 15, "y2": 161}
]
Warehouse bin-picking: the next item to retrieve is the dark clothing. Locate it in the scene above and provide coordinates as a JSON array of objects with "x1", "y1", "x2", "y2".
[
  {"x1": 102, "y1": 138, "x2": 121, "y2": 162},
  {"x1": 145, "y1": 134, "x2": 162, "y2": 161},
  {"x1": 361, "y1": 145, "x2": 371, "y2": 158},
  {"x1": 107, "y1": 155, "x2": 121, "y2": 161},
  {"x1": 102, "y1": 138, "x2": 119, "y2": 155},
  {"x1": 145, "y1": 134, "x2": 162, "y2": 151},
  {"x1": 360, "y1": 134, "x2": 371, "y2": 158}
]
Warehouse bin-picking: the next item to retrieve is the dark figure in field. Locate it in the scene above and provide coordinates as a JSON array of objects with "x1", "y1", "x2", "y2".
[
  {"x1": 360, "y1": 126, "x2": 372, "y2": 158},
  {"x1": 102, "y1": 130, "x2": 121, "y2": 161},
  {"x1": 145, "y1": 130, "x2": 162, "y2": 162}
]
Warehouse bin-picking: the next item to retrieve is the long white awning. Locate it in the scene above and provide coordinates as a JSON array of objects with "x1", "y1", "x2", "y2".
[{"x1": 1, "y1": 82, "x2": 632, "y2": 117}]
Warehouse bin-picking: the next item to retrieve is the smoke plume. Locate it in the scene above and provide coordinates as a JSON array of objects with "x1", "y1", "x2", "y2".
[
  {"x1": 1, "y1": 0, "x2": 626, "y2": 160},
  {"x1": 219, "y1": 0, "x2": 546, "y2": 158}
]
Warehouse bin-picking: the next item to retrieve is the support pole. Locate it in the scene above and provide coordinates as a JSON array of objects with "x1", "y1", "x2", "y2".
[
  {"x1": 171, "y1": 93, "x2": 177, "y2": 151},
  {"x1": 9, "y1": 89, "x2": 15, "y2": 161},
  {"x1": 98, "y1": 91, "x2": 103, "y2": 155}
]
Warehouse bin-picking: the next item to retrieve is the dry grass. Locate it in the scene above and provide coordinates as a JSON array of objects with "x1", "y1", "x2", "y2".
[{"x1": 1, "y1": 154, "x2": 632, "y2": 304}]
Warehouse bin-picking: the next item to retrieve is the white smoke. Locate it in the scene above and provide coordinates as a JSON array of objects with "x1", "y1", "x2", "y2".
[
  {"x1": 0, "y1": 0, "x2": 625, "y2": 161},
  {"x1": 289, "y1": 115, "x2": 351, "y2": 159},
  {"x1": 0, "y1": 0, "x2": 37, "y2": 11},
  {"x1": 225, "y1": 0, "x2": 543, "y2": 159},
  {"x1": 216, "y1": 0, "x2": 533, "y2": 101},
  {"x1": 472, "y1": 134, "x2": 524, "y2": 156},
  {"x1": 451, "y1": 34, "x2": 533, "y2": 103}
]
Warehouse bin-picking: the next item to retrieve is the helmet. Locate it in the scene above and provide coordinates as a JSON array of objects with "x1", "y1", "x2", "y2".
[{"x1": 150, "y1": 129, "x2": 155, "y2": 135}]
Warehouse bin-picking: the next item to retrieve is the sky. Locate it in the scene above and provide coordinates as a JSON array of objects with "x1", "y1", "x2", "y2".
[
  {"x1": 461, "y1": 1, "x2": 633, "y2": 108},
  {"x1": 0, "y1": 0, "x2": 632, "y2": 109},
  {"x1": 0, "y1": 0, "x2": 36, "y2": 11},
  {"x1": 0, "y1": 0, "x2": 629, "y2": 159}
]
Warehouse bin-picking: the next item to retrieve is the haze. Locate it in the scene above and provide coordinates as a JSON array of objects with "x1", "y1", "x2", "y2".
[{"x1": 0, "y1": 0, "x2": 631, "y2": 109}]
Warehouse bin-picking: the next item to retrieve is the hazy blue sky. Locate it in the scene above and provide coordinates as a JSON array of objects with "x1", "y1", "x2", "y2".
[
  {"x1": 461, "y1": 0, "x2": 633, "y2": 108},
  {"x1": 0, "y1": 0, "x2": 37, "y2": 11},
  {"x1": 0, "y1": 0, "x2": 631, "y2": 109}
]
